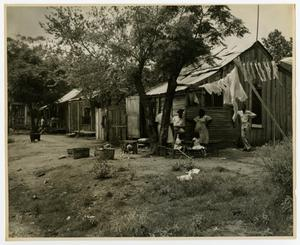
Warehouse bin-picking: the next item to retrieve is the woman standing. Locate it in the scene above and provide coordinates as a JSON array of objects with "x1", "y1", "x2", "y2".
[{"x1": 193, "y1": 109, "x2": 212, "y2": 147}]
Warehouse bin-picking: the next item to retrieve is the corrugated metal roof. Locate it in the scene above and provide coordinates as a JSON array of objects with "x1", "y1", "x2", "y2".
[
  {"x1": 280, "y1": 57, "x2": 292, "y2": 66},
  {"x1": 57, "y1": 89, "x2": 82, "y2": 103},
  {"x1": 146, "y1": 39, "x2": 257, "y2": 96}
]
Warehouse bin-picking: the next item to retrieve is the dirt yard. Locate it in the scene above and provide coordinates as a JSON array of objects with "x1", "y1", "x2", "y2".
[{"x1": 7, "y1": 134, "x2": 292, "y2": 237}]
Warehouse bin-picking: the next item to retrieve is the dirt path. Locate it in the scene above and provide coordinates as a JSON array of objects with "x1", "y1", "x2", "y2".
[{"x1": 7, "y1": 134, "x2": 272, "y2": 237}]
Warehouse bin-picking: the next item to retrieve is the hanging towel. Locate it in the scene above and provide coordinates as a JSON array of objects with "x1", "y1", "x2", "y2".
[
  {"x1": 249, "y1": 62, "x2": 257, "y2": 81},
  {"x1": 271, "y1": 61, "x2": 279, "y2": 80},
  {"x1": 254, "y1": 62, "x2": 265, "y2": 82},
  {"x1": 230, "y1": 66, "x2": 248, "y2": 102},
  {"x1": 223, "y1": 75, "x2": 232, "y2": 105},
  {"x1": 263, "y1": 61, "x2": 272, "y2": 80},
  {"x1": 217, "y1": 78, "x2": 230, "y2": 90},
  {"x1": 200, "y1": 81, "x2": 223, "y2": 95},
  {"x1": 230, "y1": 66, "x2": 248, "y2": 121},
  {"x1": 232, "y1": 99, "x2": 239, "y2": 121},
  {"x1": 242, "y1": 63, "x2": 250, "y2": 81},
  {"x1": 258, "y1": 62, "x2": 268, "y2": 81},
  {"x1": 245, "y1": 62, "x2": 254, "y2": 81}
]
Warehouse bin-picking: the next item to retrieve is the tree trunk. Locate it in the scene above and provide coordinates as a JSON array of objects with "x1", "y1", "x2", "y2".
[
  {"x1": 29, "y1": 104, "x2": 38, "y2": 132},
  {"x1": 159, "y1": 76, "x2": 177, "y2": 146},
  {"x1": 131, "y1": 65, "x2": 158, "y2": 152}
]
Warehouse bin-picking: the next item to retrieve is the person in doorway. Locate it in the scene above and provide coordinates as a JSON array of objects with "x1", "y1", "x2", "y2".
[
  {"x1": 155, "y1": 111, "x2": 174, "y2": 144},
  {"x1": 173, "y1": 109, "x2": 185, "y2": 141},
  {"x1": 193, "y1": 109, "x2": 212, "y2": 147},
  {"x1": 237, "y1": 104, "x2": 256, "y2": 151}
]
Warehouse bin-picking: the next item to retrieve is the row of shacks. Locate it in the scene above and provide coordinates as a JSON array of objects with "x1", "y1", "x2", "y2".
[
  {"x1": 19, "y1": 40, "x2": 292, "y2": 147},
  {"x1": 126, "y1": 41, "x2": 293, "y2": 147}
]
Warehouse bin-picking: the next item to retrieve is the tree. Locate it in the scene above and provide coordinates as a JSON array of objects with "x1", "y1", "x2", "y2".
[
  {"x1": 262, "y1": 29, "x2": 293, "y2": 63},
  {"x1": 7, "y1": 37, "x2": 69, "y2": 131},
  {"x1": 148, "y1": 6, "x2": 249, "y2": 144},
  {"x1": 41, "y1": 6, "x2": 249, "y2": 146}
]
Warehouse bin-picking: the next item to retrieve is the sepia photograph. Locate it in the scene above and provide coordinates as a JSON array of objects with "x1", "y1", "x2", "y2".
[{"x1": 4, "y1": 1, "x2": 295, "y2": 240}]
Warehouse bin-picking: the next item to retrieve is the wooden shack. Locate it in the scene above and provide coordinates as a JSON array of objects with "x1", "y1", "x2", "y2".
[
  {"x1": 44, "y1": 89, "x2": 96, "y2": 133},
  {"x1": 127, "y1": 40, "x2": 292, "y2": 147},
  {"x1": 9, "y1": 102, "x2": 31, "y2": 129},
  {"x1": 276, "y1": 57, "x2": 293, "y2": 137}
]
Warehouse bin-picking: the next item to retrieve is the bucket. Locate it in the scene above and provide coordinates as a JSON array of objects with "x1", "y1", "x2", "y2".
[{"x1": 95, "y1": 148, "x2": 115, "y2": 160}]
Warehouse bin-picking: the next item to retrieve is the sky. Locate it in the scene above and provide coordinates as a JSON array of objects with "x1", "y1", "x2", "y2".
[{"x1": 6, "y1": 4, "x2": 294, "y2": 43}]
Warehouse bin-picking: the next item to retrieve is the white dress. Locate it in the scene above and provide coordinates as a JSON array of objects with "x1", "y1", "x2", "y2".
[{"x1": 155, "y1": 113, "x2": 174, "y2": 144}]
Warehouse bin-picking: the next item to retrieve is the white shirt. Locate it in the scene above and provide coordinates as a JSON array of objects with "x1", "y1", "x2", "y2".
[{"x1": 173, "y1": 115, "x2": 185, "y2": 127}]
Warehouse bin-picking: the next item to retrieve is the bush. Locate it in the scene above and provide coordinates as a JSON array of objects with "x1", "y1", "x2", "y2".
[
  {"x1": 262, "y1": 137, "x2": 293, "y2": 198},
  {"x1": 92, "y1": 160, "x2": 112, "y2": 179},
  {"x1": 171, "y1": 162, "x2": 183, "y2": 171},
  {"x1": 258, "y1": 137, "x2": 293, "y2": 234}
]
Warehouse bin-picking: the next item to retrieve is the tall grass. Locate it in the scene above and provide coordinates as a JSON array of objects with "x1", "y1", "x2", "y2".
[
  {"x1": 261, "y1": 137, "x2": 293, "y2": 201},
  {"x1": 259, "y1": 137, "x2": 293, "y2": 234}
]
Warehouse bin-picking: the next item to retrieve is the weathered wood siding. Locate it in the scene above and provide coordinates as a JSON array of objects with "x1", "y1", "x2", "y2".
[
  {"x1": 185, "y1": 105, "x2": 240, "y2": 146},
  {"x1": 277, "y1": 65, "x2": 293, "y2": 137},
  {"x1": 107, "y1": 105, "x2": 127, "y2": 144},
  {"x1": 126, "y1": 96, "x2": 140, "y2": 139},
  {"x1": 137, "y1": 42, "x2": 292, "y2": 146},
  {"x1": 67, "y1": 99, "x2": 95, "y2": 132}
]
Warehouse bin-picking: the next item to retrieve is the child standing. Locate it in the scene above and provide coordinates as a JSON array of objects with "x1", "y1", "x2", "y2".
[{"x1": 237, "y1": 104, "x2": 256, "y2": 151}]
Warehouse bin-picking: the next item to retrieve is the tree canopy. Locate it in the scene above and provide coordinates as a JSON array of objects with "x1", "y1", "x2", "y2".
[
  {"x1": 41, "y1": 5, "x2": 249, "y2": 145},
  {"x1": 7, "y1": 36, "x2": 69, "y2": 129},
  {"x1": 262, "y1": 29, "x2": 293, "y2": 63}
]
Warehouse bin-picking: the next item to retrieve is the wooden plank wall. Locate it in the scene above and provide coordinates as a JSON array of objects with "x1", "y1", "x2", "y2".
[
  {"x1": 145, "y1": 43, "x2": 291, "y2": 146},
  {"x1": 238, "y1": 43, "x2": 275, "y2": 145},
  {"x1": 277, "y1": 67, "x2": 292, "y2": 137},
  {"x1": 107, "y1": 105, "x2": 127, "y2": 144},
  {"x1": 69, "y1": 101, "x2": 79, "y2": 132},
  {"x1": 185, "y1": 105, "x2": 240, "y2": 146},
  {"x1": 126, "y1": 96, "x2": 140, "y2": 139}
]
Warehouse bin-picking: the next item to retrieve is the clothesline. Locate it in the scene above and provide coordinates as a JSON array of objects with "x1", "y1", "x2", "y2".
[
  {"x1": 239, "y1": 59, "x2": 279, "y2": 82},
  {"x1": 199, "y1": 66, "x2": 247, "y2": 121},
  {"x1": 198, "y1": 59, "x2": 279, "y2": 121}
]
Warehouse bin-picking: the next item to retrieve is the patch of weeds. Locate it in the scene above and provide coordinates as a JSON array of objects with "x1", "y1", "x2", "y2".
[
  {"x1": 258, "y1": 137, "x2": 293, "y2": 235},
  {"x1": 171, "y1": 162, "x2": 183, "y2": 171},
  {"x1": 117, "y1": 167, "x2": 128, "y2": 172},
  {"x1": 70, "y1": 215, "x2": 98, "y2": 234},
  {"x1": 212, "y1": 166, "x2": 230, "y2": 172},
  {"x1": 190, "y1": 213, "x2": 219, "y2": 235},
  {"x1": 150, "y1": 224, "x2": 182, "y2": 237},
  {"x1": 129, "y1": 169, "x2": 136, "y2": 181},
  {"x1": 215, "y1": 189, "x2": 234, "y2": 202},
  {"x1": 80, "y1": 215, "x2": 98, "y2": 230},
  {"x1": 31, "y1": 203, "x2": 41, "y2": 216},
  {"x1": 111, "y1": 209, "x2": 150, "y2": 236},
  {"x1": 260, "y1": 137, "x2": 292, "y2": 198},
  {"x1": 183, "y1": 161, "x2": 195, "y2": 171},
  {"x1": 106, "y1": 191, "x2": 113, "y2": 198},
  {"x1": 92, "y1": 160, "x2": 112, "y2": 179},
  {"x1": 82, "y1": 194, "x2": 95, "y2": 207},
  {"x1": 229, "y1": 185, "x2": 249, "y2": 197}
]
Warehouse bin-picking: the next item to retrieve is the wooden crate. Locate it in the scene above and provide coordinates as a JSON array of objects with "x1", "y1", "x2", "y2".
[{"x1": 71, "y1": 148, "x2": 90, "y2": 159}]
